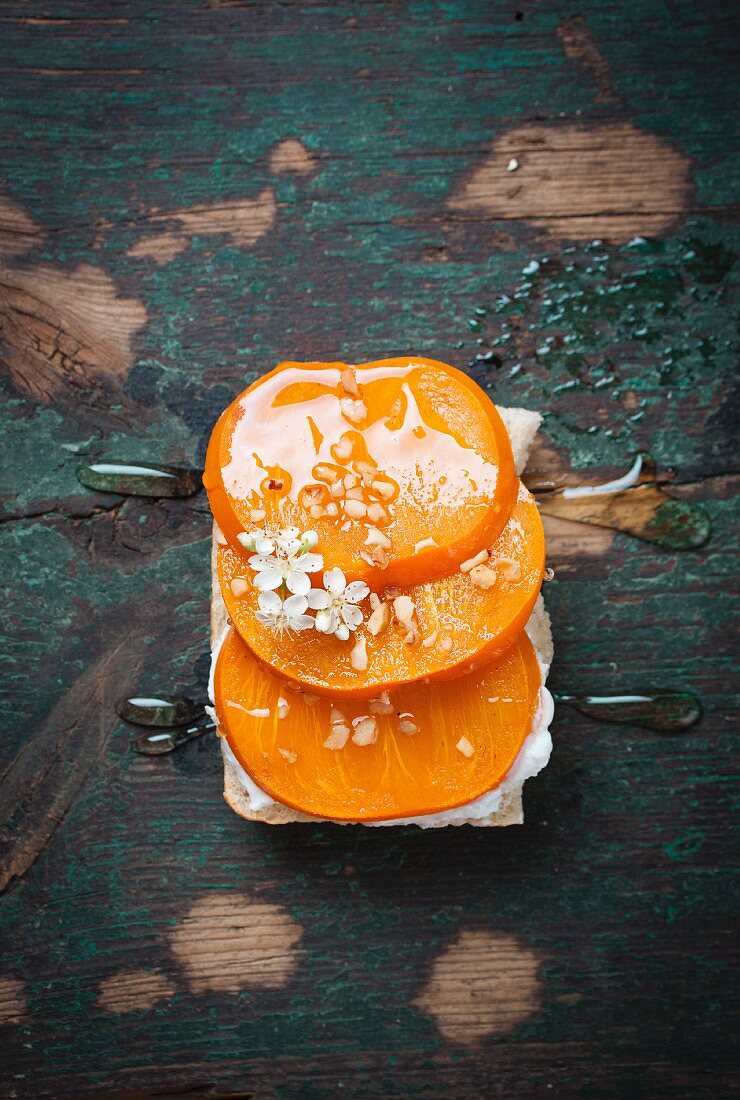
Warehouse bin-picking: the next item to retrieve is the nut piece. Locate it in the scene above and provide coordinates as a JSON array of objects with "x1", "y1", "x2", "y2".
[
  {"x1": 398, "y1": 718, "x2": 419, "y2": 735},
  {"x1": 364, "y1": 546, "x2": 389, "y2": 570},
  {"x1": 277, "y1": 747, "x2": 297, "y2": 763},
  {"x1": 369, "y1": 690, "x2": 394, "y2": 715},
  {"x1": 371, "y1": 478, "x2": 395, "y2": 501},
  {"x1": 350, "y1": 635, "x2": 368, "y2": 671},
  {"x1": 230, "y1": 577, "x2": 249, "y2": 597},
  {"x1": 314, "y1": 463, "x2": 337, "y2": 483},
  {"x1": 460, "y1": 549, "x2": 489, "y2": 573},
  {"x1": 340, "y1": 397, "x2": 367, "y2": 423},
  {"x1": 351, "y1": 716, "x2": 378, "y2": 746},
  {"x1": 323, "y1": 725, "x2": 350, "y2": 750},
  {"x1": 250, "y1": 508, "x2": 266, "y2": 523},
  {"x1": 456, "y1": 736, "x2": 475, "y2": 758},
  {"x1": 365, "y1": 526, "x2": 392, "y2": 549},
  {"x1": 277, "y1": 696, "x2": 290, "y2": 719},
  {"x1": 469, "y1": 563, "x2": 498, "y2": 590},
  {"x1": 341, "y1": 366, "x2": 359, "y2": 395},
  {"x1": 421, "y1": 631, "x2": 438, "y2": 649},
  {"x1": 332, "y1": 435, "x2": 354, "y2": 462},
  {"x1": 493, "y1": 556, "x2": 522, "y2": 581},
  {"x1": 215, "y1": 527, "x2": 228, "y2": 546},
  {"x1": 344, "y1": 498, "x2": 367, "y2": 519},
  {"x1": 393, "y1": 595, "x2": 416, "y2": 627},
  {"x1": 355, "y1": 460, "x2": 377, "y2": 485},
  {"x1": 367, "y1": 602, "x2": 390, "y2": 637},
  {"x1": 367, "y1": 502, "x2": 390, "y2": 526}
]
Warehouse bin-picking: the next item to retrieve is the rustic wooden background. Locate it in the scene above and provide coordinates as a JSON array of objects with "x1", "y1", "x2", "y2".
[{"x1": 0, "y1": 1, "x2": 738, "y2": 1097}]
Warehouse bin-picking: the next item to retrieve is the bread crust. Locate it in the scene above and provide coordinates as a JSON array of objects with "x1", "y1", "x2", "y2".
[{"x1": 212, "y1": 404, "x2": 550, "y2": 827}]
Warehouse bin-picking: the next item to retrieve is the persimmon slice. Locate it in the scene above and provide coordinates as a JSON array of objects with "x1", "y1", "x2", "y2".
[
  {"x1": 204, "y1": 357, "x2": 516, "y2": 587},
  {"x1": 217, "y1": 481, "x2": 544, "y2": 699},
  {"x1": 215, "y1": 625, "x2": 542, "y2": 822}
]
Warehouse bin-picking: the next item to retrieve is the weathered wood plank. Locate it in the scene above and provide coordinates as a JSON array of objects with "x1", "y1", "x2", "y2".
[{"x1": 0, "y1": 0, "x2": 737, "y2": 1096}]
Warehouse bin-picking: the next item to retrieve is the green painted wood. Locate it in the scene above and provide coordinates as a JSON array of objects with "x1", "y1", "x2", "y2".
[{"x1": 0, "y1": 1, "x2": 738, "y2": 1097}]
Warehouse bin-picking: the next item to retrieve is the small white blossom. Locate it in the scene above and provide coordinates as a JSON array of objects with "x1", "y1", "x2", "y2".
[
  {"x1": 255, "y1": 591, "x2": 315, "y2": 634},
  {"x1": 247, "y1": 528, "x2": 324, "y2": 595},
  {"x1": 310, "y1": 567, "x2": 369, "y2": 638}
]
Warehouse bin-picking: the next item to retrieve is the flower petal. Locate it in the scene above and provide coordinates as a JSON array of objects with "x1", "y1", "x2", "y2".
[
  {"x1": 291, "y1": 614, "x2": 316, "y2": 632},
  {"x1": 255, "y1": 536, "x2": 275, "y2": 556},
  {"x1": 257, "y1": 590, "x2": 283, "y2": 614},
  {"x1": 286, "y1": 569, "x2": 311, "y2": 596},
  {"x1": 306, "y1": 589, "x2": 330, "y2": 610},
  {"x1": 284, "y1": 594, "x2": 309, "y2": 616},
  {"x1": 254, "y1": 567, "x2": 283, "y2": 591},
  {"x1": 248, "y1": 554, "x2": 277, "y2": 571},
  {"x1": 342, "y1": 604, "x2": 364, "y2": 629},
  {"x1": 344, "y1": 581, "x2": 370, "y2": 603},
  {"x1": 280, "y1": 526, "x2": 301, "y2": 542},
  {"x1": 324, "y1": 567, "x2": 346, "y2": 594},
  {"x1": 280, "y1": 538, "x2": 302, "y2": 557},
  {"x1": 299, "y1": 552, "x2": 324, "y2": 574}
]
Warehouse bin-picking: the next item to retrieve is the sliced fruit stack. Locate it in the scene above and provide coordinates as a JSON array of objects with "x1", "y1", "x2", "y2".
[{"x1": 204, "y1": 357, "x2": 546, "y2": 823}]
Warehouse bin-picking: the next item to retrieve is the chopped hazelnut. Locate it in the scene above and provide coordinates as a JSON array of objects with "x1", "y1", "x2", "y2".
[
  {"x1": 355, "y1": 460, "x2": 377, "y2": 486},
  {"x1": 398, "y1": 718, "x2": 419, "y2": 735},
  {"x1": 332, "y1": 435, "x2": 353, "y2": 462},
  {"x1": 469, "y1": 563, "x2": 498, "y2": 589},
  {"x1": 493, "y1": 556, "x2": 522, "y2": 581},
  {"x1": 371, "y1": 479, "x2": 395, "y2": 501},
  {"x1": 365, "y1": 526, "x2": 392, "y2": 549},
  {"x1": 421, "y1": 631, "x2": 438, "y2": 649},
  {"x1": 341, "y1": 367, "x2": 359, "y2": 395},
  {"x1": 323, "y1": 725, "x2": 350, "y2": 750},
  {"x1": 351, "y1": 716, "x2": 378, "y2": 746},
  {"x1": 367, "y1": 602, "x2": 390, "y2": 637},
  {"x1": 340, "y1": 397, "x2": 367, "y2": 423},
  {"x1": 230, "y1": 577, "x2": 249, "y2": 597},
  {"x1": 367, "y1": 502, "x2": 389, "y2": 526},
  {"x1": 277, "y1": 747, "x2": 297, "y2": 764},
  {"x1": 314, "y1": 463, "x2": 337, "y2": 483},
  {"x1": 369, "y1": 691, "x2": 394, "y2": 715},
  {"x1": 460, "y1": 549, "x2": 489, "y2": 573},
  {"x1": 456, "y1": 736, "x2": 475, "y2": 758},
  {"x1": 344, "y1": 498, "x2": 367, "y2": 519},
  {"x1": 350, "y1": 635, "x2": 368, "y2": 671},
  {"x1": 393, "y1": 595, "x2": 416, "y2": 627}
]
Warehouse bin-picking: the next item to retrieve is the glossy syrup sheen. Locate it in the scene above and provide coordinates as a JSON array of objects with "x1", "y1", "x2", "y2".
[
  {"x1": 204, "y1": 358, "x2": 516, "y2": 586},
  {"x1": 218, "y1": 481, "x2": 545, "y2": 699},
  {"x1": 215, "y1": 626, "x2": 541, "y2": 822}
]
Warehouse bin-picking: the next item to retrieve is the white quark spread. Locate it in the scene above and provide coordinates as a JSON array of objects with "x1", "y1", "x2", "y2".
[{"x1": 210, "y1": 627, "x2": 554, "y2": 828}]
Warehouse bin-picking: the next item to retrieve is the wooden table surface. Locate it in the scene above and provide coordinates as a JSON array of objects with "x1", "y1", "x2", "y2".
[{"x1": 1, "y1": 2, "x2": 738, "y2": 1097}]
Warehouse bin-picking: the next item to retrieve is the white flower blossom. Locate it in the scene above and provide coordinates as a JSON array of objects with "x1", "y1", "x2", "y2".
[
  {"x1": 310, "y1": 567, "x2": 370, "y2": 638},
  {"x1": 246, "y1": 528, "x2": 324, "y2": 595},
  {"x1": 255, "y1": 591, "x2": 315, "y2": 634}
]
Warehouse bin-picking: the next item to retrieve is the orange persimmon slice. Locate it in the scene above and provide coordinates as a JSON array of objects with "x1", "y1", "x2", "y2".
[
  {"x1": 217, "y1": 481, "x2": 545, "y2": 699},
  {"x1": 214, "y1": 625, "x2": 542, "y2": 822},
  {"x1": 204, "y1": 357, "x2": 516, "y2": 587}
]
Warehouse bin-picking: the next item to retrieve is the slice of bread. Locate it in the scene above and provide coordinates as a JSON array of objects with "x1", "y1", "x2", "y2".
[{"x1": 212, "y1": 405, "x2": 551, "y2": 827}]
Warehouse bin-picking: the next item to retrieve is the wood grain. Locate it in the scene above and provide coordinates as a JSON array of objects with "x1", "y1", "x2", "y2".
[{"x1": 0, "y1": 1, "x2": 736, "y2": 1097}]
